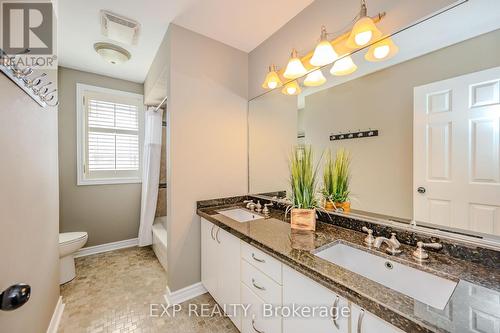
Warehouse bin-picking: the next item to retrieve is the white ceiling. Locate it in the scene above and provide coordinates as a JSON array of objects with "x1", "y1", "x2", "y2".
[{"x1": 57, "y1": 0, "x2": 314, "y2": 83}]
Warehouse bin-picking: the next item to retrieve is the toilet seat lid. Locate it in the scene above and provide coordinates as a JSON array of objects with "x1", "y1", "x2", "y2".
[{"x1": 59, "y1": 232, "x2": 88, "y2": 245}]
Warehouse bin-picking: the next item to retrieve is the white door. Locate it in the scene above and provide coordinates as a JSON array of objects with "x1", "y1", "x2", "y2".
[
  {"x1": 201, "y1": 218, "x2": 218, "y2": 297},
  {"x1": 414, "y1": 67, "x2": 500, "y2": 237}
]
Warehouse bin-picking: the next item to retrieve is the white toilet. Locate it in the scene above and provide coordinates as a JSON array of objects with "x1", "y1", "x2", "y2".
[{"x1": 59, "y1": 232, "x2": 88, "y2": 284}]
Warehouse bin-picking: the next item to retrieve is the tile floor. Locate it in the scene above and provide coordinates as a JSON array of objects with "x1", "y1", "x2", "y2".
[{"x1": 59, "y1": 246, "x2": 238, "y2": 333}]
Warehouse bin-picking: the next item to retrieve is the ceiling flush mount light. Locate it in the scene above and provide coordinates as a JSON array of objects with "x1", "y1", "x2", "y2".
[
  {"x1": 365, "y1": 37, "x2": 399, "y2": 62},
  {"x1": 304, "y1": 69, "x2": 326, "y2": 87},
  {"x1": 282, "y1": 80, "x2": 301, "y2": 96},
  {"x1": 330, "y1": 56, "x2": 358, "y2": 76},
  {"x1": 283, "y1": 49, "x2": 307, "y2": 79},
  {"x1": 346, "y1": 0, "x2": 382, "y2": 49},
  {"x1": 310, "y1": 26, "x2": 338, "y2": 67},
  {"x1": 94, "y1": 42, "x2": 131, "y2": 64},
  {"x1": 261, "y1": 65, "x2": 283, "y2": 89}
]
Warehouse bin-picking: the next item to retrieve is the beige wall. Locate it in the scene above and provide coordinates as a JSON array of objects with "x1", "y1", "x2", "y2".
[
  {"x1": 248, "y1": 0, "x2": 456, "y2": 99},
  {"x1": 166, "y1": 24, "x2": 248, "y2": 292},
  {"x1": 58, "y1": 67, "x2": 144, "y2": 247},
  {"x1": 0, "y1": 70, "x2": 60, "y2": 331}
]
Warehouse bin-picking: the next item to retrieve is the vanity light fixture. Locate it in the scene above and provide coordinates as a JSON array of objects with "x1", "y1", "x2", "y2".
[
  {"x1": 281, "y1": 80, "x2": 301, "y2": 95},
  {"x1": 283, "y1": 49, "x2": 307, "y2": 79},
  {"x1": 330, "y1": 55, "x2": 358, "y2": 76},
  {"x1": 346, "y1": 0, "x2": 382, "y2": 49},
  {"x1": 310, "y1": 26, "x2": 338, "y2": 67},
  {"x1": 261, "y1": 65, "x2": 283, "y2": 89},
  {"x1": 365, "y1": 37, "x2": 399, "y2": 62},
  {"x1": 304, "y1": 69, "x2": 326, "y2": 87}
]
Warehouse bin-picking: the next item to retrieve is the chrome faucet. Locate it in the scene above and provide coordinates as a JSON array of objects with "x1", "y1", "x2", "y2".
[
  {"x1": 373, "y1": 233, "x2": 402, "y2": 255},
  {"x1": 412, "y1": 241, "x2": 442, "y2": 260},
  {"x1": 243, "y1": 200, "x2": 255, "y2": 211}
]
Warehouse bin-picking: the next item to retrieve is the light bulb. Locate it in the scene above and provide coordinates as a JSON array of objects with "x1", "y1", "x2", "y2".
[
  {"x1": 261, "y1": 65, "x2": 282, "y2": 89},
  {"x1": 304, "y1": 70, "x2": 326, "y2": 87},
  {"x1": 354, "y1": 30, "x2": 372, "y2": 46},
  {"x1": 374, "y1": 45, "x2": 390, "y2": 59},
  {"x1": 310, "y1": 26, "x2": 338, "y2": 67},
  {"x1": 365, "y1": 37, "x2": 399, "y2": 62},
  {"x1": 330, "y1": 56, "x2": 357, "y2": 76},
  {"x1": 281, "y1": 80, "x2": 301, "y2": 96},
  {"x1": 346, "y1": 16, "x2": 382, "y2": 49},
  {"x1": 283, "y1": 49, "x2": 307, "y2": 79}
]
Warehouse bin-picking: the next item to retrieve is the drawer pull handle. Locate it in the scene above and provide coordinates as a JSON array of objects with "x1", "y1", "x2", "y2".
[
  {"x1": 357, "y1": 309, "x2": 365, "y2": 333},
  {"x1": 252, "y1": 316, "x2": 265, "y2": 333},
  {"x1": 210, "y1": 225, "x2": 215, "y2": 240},
  {"x1": 252, "y1": 253, "x2": 265, "y2": 263},
  {"x1": 251, "y1": 278, "x2": 266, "y2": 291},
  {"x1": 332, "y1": 295, "x2": 340, "y2": 329},
  {"x1": 215, "y1": 228, "x2": 221, "y2": 244}
]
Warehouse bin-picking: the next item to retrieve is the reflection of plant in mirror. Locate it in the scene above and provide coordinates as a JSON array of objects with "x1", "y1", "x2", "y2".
[
  {"x1": 323, "y1": 148, "x2": 351, "y2": 205},
  {"x1": 289, "y1": 145, "x2": 321, "y2": 209}
]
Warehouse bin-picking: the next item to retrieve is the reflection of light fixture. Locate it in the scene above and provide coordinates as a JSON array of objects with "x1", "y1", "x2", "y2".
[
  {"x1": 310, "y1": 26, "x2": 338, "y2": 67},
  {"x1": 282, "y1": 80, "x2": 301, "y2": 95},
  {"x1": 304, "y1": 69, "x2": 326, "y2": 87},
  {"x1": 346, "y1": 0, "x2": 382, "y2": 48},
  {"x1": 284, "y1": 49, "x2": 307, "y2": 79},
  {"x1": 94, "y1": 42, "x2": 131, "y2": 64},
  {"x1": 365, "y1": 37, "x2": 399, "y2": 61},
  {"x1": 261, "y1": 65, "x2": 282, "y2": 89},
  {"x1": 330, "y1": 56, "x2": 357, "y2": 76}
]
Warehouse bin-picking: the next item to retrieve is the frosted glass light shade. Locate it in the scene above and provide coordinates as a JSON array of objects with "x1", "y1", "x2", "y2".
[
  {"x1": 261, "y1": 65, "x2": 283, "y2": 89},
  {"x1": 284, "y1": 49, "x2": 307, "y2": 79},
  {"x1": 346, "y1": 16, "x2": 382, "y2": 48},
  {"x1": 365, "y1": 37, "x2": 399, "y2": 62},
  {"x1": 281, "y1": 80, "x2": 301, "y2": 95},
  {"x1": 304, "y1": 70, "x2": 326, "y2": 87},
  {"x1": 310, "y1": 40, "x2": 338, "y2": 67},
  {"x1": 330, "y1": 56, "x2": 357, "y2": 76}
]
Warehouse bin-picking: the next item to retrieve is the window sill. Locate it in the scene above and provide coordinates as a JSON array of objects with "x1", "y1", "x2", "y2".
[{"x1": 77, "y1": 178, "x2": 142, "y2": 186}]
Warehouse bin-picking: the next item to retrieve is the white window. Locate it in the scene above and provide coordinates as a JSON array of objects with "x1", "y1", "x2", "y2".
[{"x1": 76, "y1": 84, "x2": 144, "y2": 185}]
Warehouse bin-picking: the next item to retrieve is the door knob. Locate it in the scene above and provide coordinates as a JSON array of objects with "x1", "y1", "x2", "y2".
[
  {"x1": 417, "y1": 187, "x2": 426, "y2": 194},
  {"x1": 1, "y1": 283, "x2": 31, "y2": 311}
]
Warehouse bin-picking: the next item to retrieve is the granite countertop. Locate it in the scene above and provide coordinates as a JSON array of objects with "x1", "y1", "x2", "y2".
[{"x1": 197, "y1": 202, "x2": 500, "y2": 333}]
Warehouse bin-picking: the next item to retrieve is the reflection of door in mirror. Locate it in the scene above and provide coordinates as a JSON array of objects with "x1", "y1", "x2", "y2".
[{"x1": 414, "y1": 67, "x2": 500, "y2": 239}]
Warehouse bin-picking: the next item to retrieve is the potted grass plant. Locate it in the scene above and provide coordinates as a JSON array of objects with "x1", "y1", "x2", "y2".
[
  {"x1": 288, "y1": 145, "x2": 321, "y2": 231},
  {"x1": 322, "y1": 148, "x2": 351, "y2": 212}
]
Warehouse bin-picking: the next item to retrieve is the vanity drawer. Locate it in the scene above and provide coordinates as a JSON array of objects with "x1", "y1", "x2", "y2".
[
  {"x1": 241, "y1": 241, "x2": 282, "y2": 284},
  {"x1": 241, "y1": 259, "x2": 282, "y2": 304},
  {"x1": 241, "y1": 283, "x2": 282, "y2": 333}
]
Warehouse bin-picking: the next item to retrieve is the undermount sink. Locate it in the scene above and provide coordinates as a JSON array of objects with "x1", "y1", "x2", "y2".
[
  {"x1": 314, "y1": 243, "x2": 457, "y2": 310},
  {"x1": 217, "y1": 208, "x2": 263, "y2": 222}
]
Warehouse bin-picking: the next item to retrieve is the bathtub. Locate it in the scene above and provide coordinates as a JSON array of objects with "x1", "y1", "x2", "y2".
[{"x1": 152, "y1": 217, "x2": 167, "y2": 272}]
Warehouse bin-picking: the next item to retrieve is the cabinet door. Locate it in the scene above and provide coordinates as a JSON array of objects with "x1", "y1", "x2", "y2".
[
  {"x1": 241, "y1": 283, "x2": 282, "y2": 333},
  {"x1": 201, "y1": 218, "x2": 218, "y2": 298},
  {"x1": 283, "y1": 265, "x2": 349, "y2": 333},
  {"x1": 351, "y1": 304, "x2": 404, "y2": 333},
  {"x1": 217, "y1": 227, "x2": 242, "y2": 330}
]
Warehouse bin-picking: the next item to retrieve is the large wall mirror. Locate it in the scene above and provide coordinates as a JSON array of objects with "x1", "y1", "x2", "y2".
[{"x1": 248, "y1": 1, "x2": 500, "y2": 243}]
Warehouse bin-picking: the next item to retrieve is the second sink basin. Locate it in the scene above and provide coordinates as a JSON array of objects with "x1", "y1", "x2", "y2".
[
  {"x1": 217, "y1": 208, "x2": 263, "y2": 222},
  {"x1": 314, "y1": 243, "x2": 457, "y2": 310}
]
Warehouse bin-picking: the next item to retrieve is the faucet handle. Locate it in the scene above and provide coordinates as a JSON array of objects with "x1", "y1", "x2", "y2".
[
  {"x1": 412, "y1": 241, "x2": 442, "y2": 260},
  {"x1": 361, "y1": 227, "x2": 375, "y2": 246}
]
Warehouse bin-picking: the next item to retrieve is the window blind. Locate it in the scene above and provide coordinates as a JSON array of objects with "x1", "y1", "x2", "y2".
[{"x1": 86, "y1": 98, "x2": 140, "y2": 172}]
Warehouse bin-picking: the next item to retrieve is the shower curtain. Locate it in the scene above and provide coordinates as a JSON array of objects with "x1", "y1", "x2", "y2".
[{"x1": 138, "y1": 107, "x2": 163, "y2": 246}]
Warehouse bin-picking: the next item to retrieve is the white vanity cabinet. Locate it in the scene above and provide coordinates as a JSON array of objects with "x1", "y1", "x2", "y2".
[
  {"x1": 283, "y1": 265, "x2": 349, "y2": 333},
  {"x1": 201, "y1": 218, "x2": 241, "y2": 330},
  {"x1": 350, "y1": 304, "x2": 404, "y2": 333}
]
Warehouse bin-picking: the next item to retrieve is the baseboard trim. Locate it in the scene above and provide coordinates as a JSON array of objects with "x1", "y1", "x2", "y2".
[
  {"x1": 164, "y1": 282, "x2": 207, "y2": 305},
  {"x1": 75, "y1": 238, "x2": 138, "y2": 258},
  {"x1": 46, "y1": 296, "x2": 64, "y2": 333}
]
